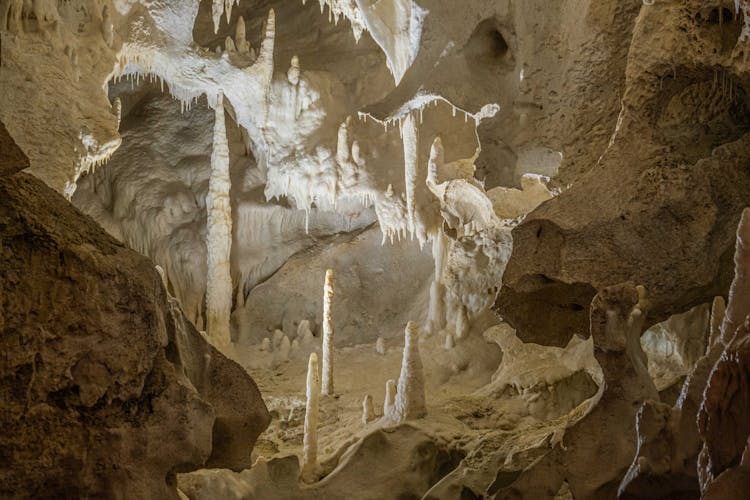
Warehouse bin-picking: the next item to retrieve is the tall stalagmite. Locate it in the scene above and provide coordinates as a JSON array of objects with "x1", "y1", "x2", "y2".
[
  {"x1": 321, "y1": 268, "x2": 335, "y2": 395},
  {"x1": 205, "y1": 93, "x2": 233, "y2": 347},
  {"x1": 302, "y1": 352, "x2": 320, "y2": 482}
]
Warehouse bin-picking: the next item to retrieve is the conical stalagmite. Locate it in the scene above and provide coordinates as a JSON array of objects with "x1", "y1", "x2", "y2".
[{"x1": 389, "y1": 321, "x2": 426, "y2": 421}]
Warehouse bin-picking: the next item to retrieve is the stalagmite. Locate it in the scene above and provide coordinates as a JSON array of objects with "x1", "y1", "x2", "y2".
[
  {"x1": 279, "y1": 336, "x2": 291, "y2": 361},
  {"x1": 375, "y1": 337, "x2": 386, "y2": 355},
  {"x1": 389, "y1": 321, "x2": 427, "y2": 421},
  {"x1": 402, "y1": 113, "x2": 418, "y2": 237},
  {"x1": 383, "y1": 379, "x2": 396, "y2": 416},
  {"x1": 260, "y1": 337, "x2": 271, "y2": 351},
  {"x1": 299, "y1": 320, "x2": 315, "y2": 346},
  {"x1": 205, "y1": 93, "x2": 233, "y2": 348},
  {"x1": 302, "y1": 353, "x2": 320, "y2": 482},
  {"x1": 273, "y1": 329, "x2": 285, "y2": 348},
  {"x1": 445, "y1": 331, "x2": 455, "y2": 350},
  {"x1": 321, "y1": 269, "x2": 335, "y2": 395},
  {"x1": 235, "y1": 16, "x2": 250, "y2": 53},
  {"x1": 362, "y1": 394, "x2": 375, "y2": 425}
]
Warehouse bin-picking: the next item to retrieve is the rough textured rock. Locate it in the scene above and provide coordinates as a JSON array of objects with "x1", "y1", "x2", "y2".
[
  {"x1": 619, "y1": 210, "x2": 750, "y2": 498},
  {"x1": 0, "y1": 172, "x2": 269, "y2": 498},
  {"x1": 497, "y1": 1, "x2": 750, "y2": 346},
  {"x1": 493, "y1": 283, "x2": 658, "y2": 499},
  {"x1": 0, "y1": 121, "x2": 28, "y2": 177},
  {"x1": 697, "y1": 324, "x2": 750, "y2": 496}
]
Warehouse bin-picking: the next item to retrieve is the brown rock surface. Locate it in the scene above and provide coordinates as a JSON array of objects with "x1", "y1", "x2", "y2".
[
  {"x1": 492, "y1": 283, "x2": 659, "y2": 499},
  {"x1": 0, "y1": 121, "x2": 28, "y2": 177},
  {"x1": 0, "y1": 172, "x2": 269, "y2": 498},
  {"x1": 496, "y1": 0, "x2": 750, "y2": 347}
]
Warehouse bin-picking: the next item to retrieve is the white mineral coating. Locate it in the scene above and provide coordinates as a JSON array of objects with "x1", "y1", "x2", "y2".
[{"x1": 321, "y1": 269, "x2": 335, "y2": 395}]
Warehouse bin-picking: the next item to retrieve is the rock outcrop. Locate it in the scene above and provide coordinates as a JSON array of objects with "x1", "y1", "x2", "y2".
[
  {"x1": 493, "y1": 283, "x2": 658, "y2": 499},
  {"x1": 0, "y1": 166, "x2": 269, "y2": 498},
  {"x1": 497, "y1": 0, "x2": 750, "y2": 347}
]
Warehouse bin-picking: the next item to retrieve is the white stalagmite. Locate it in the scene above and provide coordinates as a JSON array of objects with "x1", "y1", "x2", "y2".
[
  {"x1": 321, "y1": 269, "x2": 335, "y2": 395},
  {"x1": 205, "y1": 93, "x2": 233, "y2": 348},
  {"x1": 362, "y1": 394, "x2": 374, "y2": 425},
  {"x1": 375, "y1": 337, "x2": 386, "y2": 355},
  {"x1": 302, "y1": 353, "x2": 320, "y2": 482},
  {"x1": 389, "y1": 321, "x2": 426, "y2": 421},
  {"x1": 402, "y1": 112, "x2": 418, "y2": 237},
  {"x1": 445, "y1": 331, "x2": 455, "y2": 350},
  {"x1": 383, "y1": 379, "x2": 396, "y2": 415},
  {"x1": 279, "y1": 335, "x2": 291, "y2": 361}
]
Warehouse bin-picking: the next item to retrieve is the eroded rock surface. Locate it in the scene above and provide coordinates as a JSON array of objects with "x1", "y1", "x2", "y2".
[{"x1": 0, "y1": 171, "x2": 269, "y2": 498}]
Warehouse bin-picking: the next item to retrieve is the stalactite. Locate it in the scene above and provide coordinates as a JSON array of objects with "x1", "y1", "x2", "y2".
[
  {"x1": 302, "y1": 353, "x2": 320, "y2": 482},
  {"x1": 321, "y1": 269, "x2": 335, "y2": 395},
  {"x1": 426, "y1": 228, "x2": 448, "y2": 334},
  {"x1": 205, "y1": 93, "x2": 233, "y2": 348},
  {"x1": 402, "y1": 112, "x2": 418, "y2": 238}
]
